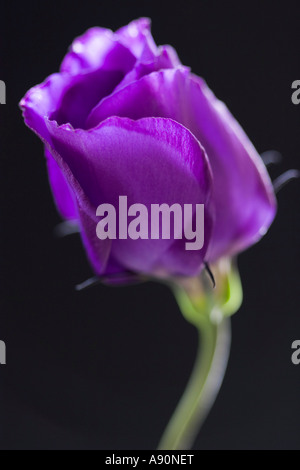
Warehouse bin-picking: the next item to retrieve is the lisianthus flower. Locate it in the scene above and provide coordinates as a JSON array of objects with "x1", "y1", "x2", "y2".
[{"x1": 20, "y1": 18, "x2": 276, "y2": 278}]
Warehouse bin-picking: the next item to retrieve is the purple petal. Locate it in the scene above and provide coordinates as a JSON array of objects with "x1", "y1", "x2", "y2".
[
  {"x1": 60, "y1": 27, "x2": 137, "y2": 75},
  {"x1": 86, "y1": 67, "x2": 191, "y2": 128},
  {"x1": 186, "y1": 76, "x2": 277, "y2": 260},
  {"x1": 45, "y1": 148, "x2": 77, "y2": 220},
  {"x1": 50, "y1": 68, "x2": 129, "y2": 129},
  {"x1": 20, "y1": 75, "x2": 79, "y2": 221},
  {"x1": 86, "y1": 67, "x2": 276, "y2": 260},
  {"x1": 46, "y1": 143, "x2": 112, "y2": 274},
  {"x1": 20, "y1": 76, "x2": 111, "y2": 269},
  {"x1": 110, "y1": 45, "x2": 181, "y2": 95},
  {"x1": 60, "y1": 27, "x2": 116, "y2": 74},
  {"x1": 116, "y1": 18, "x2": 158, "y2": 61},
  {"x1": 21, "y1": 40, "x2": 136, "y2": 131},
  {"x1": 20, "y1": 73, "x2": 72, "y2": 142},
  {"x1": 57, "y1": 41, "x2": 137, "y2": 129},
  {"x1": 61, "y1": 19, "x2": 159, "y2": 78},
  {"x1": 45, "y1": 117, "x2": 214, "y2": 276}
]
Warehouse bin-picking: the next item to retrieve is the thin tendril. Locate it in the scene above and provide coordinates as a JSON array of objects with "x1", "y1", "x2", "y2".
[
  {"x1": 273, "y1": 169, "x2": 300, "y2": 193},
  {"x1": 261, "y1": 150, "x2": 282, "y2": 167},
  {"x1": 204, "y1": 262, "x2": 216, "y2": 289},
  {"x1": 54, "y1": 221, "x2": 79, "y2": 238}
]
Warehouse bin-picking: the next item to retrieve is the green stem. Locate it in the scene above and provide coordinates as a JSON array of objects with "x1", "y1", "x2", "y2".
[{"x1": 158, "y1": 313, "x2": 231, "y2": 450}]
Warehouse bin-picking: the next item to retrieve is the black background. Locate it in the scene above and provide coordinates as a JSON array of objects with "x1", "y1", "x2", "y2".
[{"x1": 0, "y1": 0, "x2": 299, "y2": 450}]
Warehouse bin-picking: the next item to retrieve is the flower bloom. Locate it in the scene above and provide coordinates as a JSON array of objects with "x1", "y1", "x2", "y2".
[{"x1": 20, "y1": 18, "x2": 276, "y2": 278}]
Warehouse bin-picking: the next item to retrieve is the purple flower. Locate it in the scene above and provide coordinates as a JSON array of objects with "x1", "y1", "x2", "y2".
[{"x1": 20, "y1": 18, "x2": 276, "y2": 278}]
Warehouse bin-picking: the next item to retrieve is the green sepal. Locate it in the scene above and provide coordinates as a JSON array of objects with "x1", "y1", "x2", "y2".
[{"x1": 171, "y1": 258, "x2": 243, "y2": 327}]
